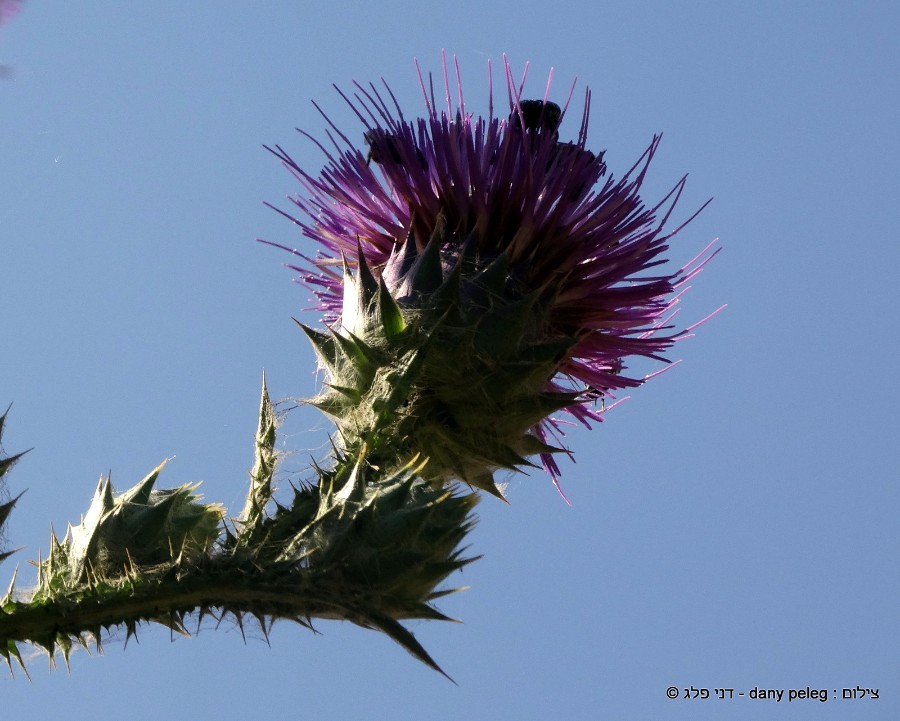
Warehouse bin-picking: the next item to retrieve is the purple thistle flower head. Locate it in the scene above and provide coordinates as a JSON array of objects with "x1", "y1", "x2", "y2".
[{"x1": 264, "y1": 54, "x2": 718, "y2": 497}]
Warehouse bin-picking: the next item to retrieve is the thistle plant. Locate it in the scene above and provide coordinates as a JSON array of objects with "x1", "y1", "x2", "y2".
[{"x1": 0, "y1": 55, "x2": 716, "y2": 679}]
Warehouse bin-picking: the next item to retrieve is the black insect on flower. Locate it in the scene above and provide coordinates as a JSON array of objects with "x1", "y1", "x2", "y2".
[{"x1": 509, "y1": 99, "x2": 562, "y2": 140}]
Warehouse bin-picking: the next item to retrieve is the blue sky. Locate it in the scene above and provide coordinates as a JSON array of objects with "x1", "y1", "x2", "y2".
[{"x1": 1, "y1": 2, "x2": 898, "y2": 720}]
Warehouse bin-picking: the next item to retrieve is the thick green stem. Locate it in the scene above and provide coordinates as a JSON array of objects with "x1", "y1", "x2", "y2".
[
  {"x1": 0, "y1": 563, "x2": 435, "y2": 647},
  {"x1": 1, "y1": 573, "x2": 330, "y2": 644}
]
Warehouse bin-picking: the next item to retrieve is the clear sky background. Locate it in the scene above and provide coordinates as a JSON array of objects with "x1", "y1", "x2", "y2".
[{"x1": 2, "y1": 2, "x2": 898, "y2": 720}]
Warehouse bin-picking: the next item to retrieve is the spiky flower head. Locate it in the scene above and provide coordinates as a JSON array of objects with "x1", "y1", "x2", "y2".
[{"x1": 265, "y1": 54, "x2": 716, "y2": 497}]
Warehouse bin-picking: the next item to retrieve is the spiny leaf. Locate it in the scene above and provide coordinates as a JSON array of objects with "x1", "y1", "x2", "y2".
[
  {"x1": 238, "y1": 374, "x2": 278, "y2": 537},
  {"x1": 2, "y1": 566, "x2": 19, "y2": 605},
  {"x1": 2, "y1": 640, "x2": 30, "y2": 680},
  {"x1": 0, "y1": 450, "x2": 28, "y2": 479},
  {"x1": 0, "y1": 492, "x2": 22, "y2": 532},
  {"x1": 361, "y1": 609, "x2": 455, "y2": 683},
  {"x1": 0, "y1": 405, "x2": 30, "y2": 558}
]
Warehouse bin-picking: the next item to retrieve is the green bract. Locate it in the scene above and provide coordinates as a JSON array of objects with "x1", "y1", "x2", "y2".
[{"x1": 303, "y1": 231, "x2": 578, "y2": 498}]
